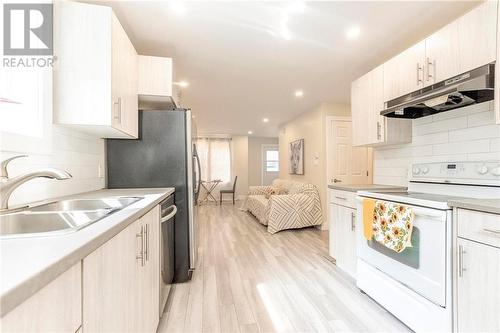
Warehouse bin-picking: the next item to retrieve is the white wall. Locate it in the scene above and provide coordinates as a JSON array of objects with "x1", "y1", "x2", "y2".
[
  {"x1": 373, "y1": 101, "x2": 500, "y2": 186},
  {"x1": 0, "y1": 73, "x2": 105, "y2": 208},
  {"x1": 248, "y1": 137, "x2": 279, "y2": 187},
  {"x1": 279, "y1": 103, "x2": 351, "y2": 226},
  {"x1": 231, "y1": 136, "x2": 249, "y2": 199}
]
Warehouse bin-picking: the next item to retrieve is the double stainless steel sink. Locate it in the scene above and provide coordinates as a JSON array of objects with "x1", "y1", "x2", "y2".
[{"x1": 0, "y1": 197, "x2": 143, "y2": 238}]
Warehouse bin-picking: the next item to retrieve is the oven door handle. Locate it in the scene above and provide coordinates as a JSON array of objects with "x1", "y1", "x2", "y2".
[
  {"x1": 161, "y1": 205, "x2": 177, "y2": 223},
  {"x1": 356, "y1": 197, "x2": 447, "y2": 219}
]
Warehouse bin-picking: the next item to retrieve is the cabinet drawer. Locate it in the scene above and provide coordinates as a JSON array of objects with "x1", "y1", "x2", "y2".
[
  {"x1": 329, "y1": 189, "x2": 356, "y2": 208},
  {"x1": 457, "y1": 209, "x2": 500, "y2": 248}
]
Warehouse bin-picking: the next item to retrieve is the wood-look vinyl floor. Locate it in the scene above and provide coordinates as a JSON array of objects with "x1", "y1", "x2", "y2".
[{"x1": 157, "y1": 204, "x2": 410, "y2": 333}]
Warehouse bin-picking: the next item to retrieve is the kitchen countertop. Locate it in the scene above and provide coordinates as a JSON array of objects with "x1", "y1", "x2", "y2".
[
  {"x1": 0, "y1": 188, "x2": 174, "y2": 317},
  {"x1": 448, "y1": 198, "x2": 500, "y2": 215},
  {"x1": 328, "y1": 184, "x2": 407, "y2": 192}
]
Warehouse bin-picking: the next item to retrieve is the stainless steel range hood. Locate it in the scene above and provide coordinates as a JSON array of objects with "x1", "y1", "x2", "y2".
[{"x1": 381, "y1": 64, "x2": 494, "y2": 119}]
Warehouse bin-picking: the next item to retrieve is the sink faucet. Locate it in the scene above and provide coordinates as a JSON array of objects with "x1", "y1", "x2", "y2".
[{"x1": 0, "y1": 155, "x2": 72, "y2": 211}]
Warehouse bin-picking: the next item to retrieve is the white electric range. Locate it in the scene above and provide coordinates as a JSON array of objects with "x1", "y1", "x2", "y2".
[{"x1": 356, "y1": 161, "x2": 500, "y2": 333}]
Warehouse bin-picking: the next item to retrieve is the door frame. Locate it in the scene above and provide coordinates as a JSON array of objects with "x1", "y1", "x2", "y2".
[
  {"x1": 261, "y1": 143, "x2": 279, "y2": 186},
  {"x1": 325, "y1": 116, "x2": 350, "y2": 186},
  {"x1": 325, "y1": 116, "x2": 373, "y2": 185}
]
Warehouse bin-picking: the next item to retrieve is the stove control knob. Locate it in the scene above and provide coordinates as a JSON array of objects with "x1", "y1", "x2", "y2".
[
  {"x1": 412, "y1": 167, "x2": 421, "y2": 175},
  {"x1": 422, "y1": 166, "x2": 429, "y2": 174},
  {"x1": 491, "y1": 167, "x2": 500, "y2": 177},
  {"x1": 477, "y1": 165, "x2": 489, "y2": 175}
]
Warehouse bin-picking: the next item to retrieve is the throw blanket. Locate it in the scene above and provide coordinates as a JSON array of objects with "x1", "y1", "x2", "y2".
[{"x1": 371, "y1": 201, "x2": 414, "y2": 253}]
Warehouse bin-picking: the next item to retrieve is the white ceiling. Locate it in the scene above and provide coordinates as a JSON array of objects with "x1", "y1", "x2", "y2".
[{"x1": 92, "y1": 0, "x2": 479, "y2": 137}]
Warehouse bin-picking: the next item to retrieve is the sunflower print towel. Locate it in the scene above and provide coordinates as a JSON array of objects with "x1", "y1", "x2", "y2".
[{"x1": 372, "y1": 201, "x2": 414, "y2": 253}]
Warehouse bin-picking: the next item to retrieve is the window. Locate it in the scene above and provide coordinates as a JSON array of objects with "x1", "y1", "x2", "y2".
[
  {"x1": 196, "y1": 138, "x2": 232, "y2": 183},
  {"x1": 265, "y1": 150, "x2": 279, "y2": 172}
]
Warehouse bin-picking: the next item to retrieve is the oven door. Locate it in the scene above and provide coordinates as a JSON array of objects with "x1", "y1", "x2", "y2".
[{"x1": 356, "y1": 197, "x2": 449, "y2": 306}]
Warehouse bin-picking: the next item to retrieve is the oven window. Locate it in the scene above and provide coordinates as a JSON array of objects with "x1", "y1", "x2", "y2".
[{"x1": 367, "y1": 227, "x2": 420, "y2": 269}]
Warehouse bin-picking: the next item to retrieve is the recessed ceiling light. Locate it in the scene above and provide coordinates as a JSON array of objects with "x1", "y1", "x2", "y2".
[
  {"x1": 248, "y1": 131, "x2": 253, "y2": 135},
  {"x1": 287, "y1": 1, "x2": 306, "y2": 14},
  {"x1": 262, "y1": 118, "x2": 269, "y2": 123},
  {"x1": 174, "y1": 81, "x2": 189, "y2": 88},
  {"x1": 345, "y1": 26, "x2": 361, "y2": 40},
  {"x1": 294, "y1": 90, "x2": 304, "y2": 97},
  {"x1": 170, "y1": 1, "x2": 186, "y2": 16}
]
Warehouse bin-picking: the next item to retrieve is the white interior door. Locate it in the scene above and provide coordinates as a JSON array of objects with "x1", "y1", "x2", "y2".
[
  {"x1": 262, "y1": 144, "x2": 279, "y2": 186},
  {"x1": 326, "y1": 117, "x2": 372, "y2": 185}
]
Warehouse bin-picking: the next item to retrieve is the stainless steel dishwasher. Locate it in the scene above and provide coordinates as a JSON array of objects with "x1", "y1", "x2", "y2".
[{"x1": 159, "y1": 195, "x2": 177, "y2": 316}]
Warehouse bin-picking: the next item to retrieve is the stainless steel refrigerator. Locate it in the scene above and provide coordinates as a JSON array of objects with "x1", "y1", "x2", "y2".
[{"x1": 106, "y1": 109, "x2": 200, "y2": 283}]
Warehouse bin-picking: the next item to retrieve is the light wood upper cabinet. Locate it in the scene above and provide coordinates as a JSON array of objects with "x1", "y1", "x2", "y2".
[
  {"x1": 352, "y1": 65, "x2": 411, "y2": 147},
  {"x1": 1, "y1": 263, "x2": 81, "y2": 333},
  {"x1": 457, "y1": 1, "x2": 497, "y2": 74},
  {"x1": 381, "y1": 2, "x2": 497, "y2": 103},
  {"x1": 138, "y1": 56, "x2": 173, "y2": 97},
  {"x1": 54, "y1": 1, "x2": 138, "y2": 139},
  {"x1": 83, "y1": 205, "x2": 160, "y2": 332},
  {"x1": 425, "y1": 22, "x2": 460, "y2": 85},
  {"x1": 351, "y1": 72, "x2": 370, "y2": 146},
  {"x1": 383, "y1": 40, "x2": 425, "y2": 101}
]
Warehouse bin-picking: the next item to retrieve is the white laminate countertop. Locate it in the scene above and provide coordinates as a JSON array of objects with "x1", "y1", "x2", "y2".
[
  {"x1": 0, "y1": 188, "x2": 175, "y2": 317},
  {"x1": 327, "y1": 184, "x2": 407, "y2": 193},
  {"x1": 448, "y1": 198, "x2": 500, "y2": 215}
]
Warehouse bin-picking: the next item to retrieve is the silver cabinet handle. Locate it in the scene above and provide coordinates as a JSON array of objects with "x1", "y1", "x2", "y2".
[
  {"x1": 334, "y1": 196, "x2": 346, "y2": 200},
  {"x1": 113, "y1": 97, "x2": 122, "y2": 124},
  {"x1": 376, "y1": 121, "x2": 382, "y2": 141},
  {"x1": 161, "y1": 205, "x2": 177, "y2": 223},
  {"x1": 426, "y1": 57, "x2": 434, "y2": 82},
  {"x1": 416, "y1": 62, "x2": 424, "y2": 85},
  {"x1": 483, "y1": 228, "x2": 500, "y2": 237},
  {"x1": 136, "y1": 225, "x2": 144, "y2": 267},
  {"x1": 458, "y1": 244, "x2": 466, "y2": 277},
  {"x1": 351, "y1": 212, "x2": 356, "y2": 231},
  {"x1": 144, "y1": 223, "x2": 149, "y2": 262}
]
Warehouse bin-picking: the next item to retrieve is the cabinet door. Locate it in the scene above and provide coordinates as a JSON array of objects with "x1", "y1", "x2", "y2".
[
  {"x1": 457, "y1": 238, "x2": 500, "y2": 332},
  {"x1": 83, "y1": 219, "x2": 142, "y2": 332},
  {"x1": 458, "y1": 1, "x2": 497, "y2": 73},
  {"x1": 383, "y1": 40, "x2": 425, "y2": 101},
  {"x1": 138, "y1": 56, "x2": 173, "y2": 96},
  {"x1": 1, "y1": 263, "x2": 81, "y2": 333},
  {"x1": 331, "y1": 204, "x2": 357, "y2": 278},
  {"x1": 351, "y1": 72, "x2": 371, "y2": 146},
  {"x1": 369, "y1": 65, "x2": 385, "y2": 144},
  {"x1": 137, "y1": 206, "x2": 160, "y2": 332},
  {"x1": 111, "y1": 13, "x2": 138, "y2": 138},
  {"x1": 425, "y1": 22, "x2": 460, "y2": 85},
  {"x1": 329, "y1": 203, "x2": 340, "y2": 260}
]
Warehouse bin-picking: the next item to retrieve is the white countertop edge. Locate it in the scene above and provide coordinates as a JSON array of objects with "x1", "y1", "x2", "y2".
[{"x1": 0, "y1": 187, "x2": 175, "y2": 317}]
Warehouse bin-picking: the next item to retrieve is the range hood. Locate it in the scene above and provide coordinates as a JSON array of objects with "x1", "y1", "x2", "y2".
[{"x1": 381, "y1": 64, "x2": 494, "y2": 119}]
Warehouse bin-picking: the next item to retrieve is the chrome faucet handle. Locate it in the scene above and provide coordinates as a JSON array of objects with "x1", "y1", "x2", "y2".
[{"x1": 1, "y1": 155, "x2": 27, "y2": 179}]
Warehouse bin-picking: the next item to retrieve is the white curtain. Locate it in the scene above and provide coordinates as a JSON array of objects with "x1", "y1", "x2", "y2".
[{"x1": 196, "y1": 137, "x2": 232, "y2": 200}]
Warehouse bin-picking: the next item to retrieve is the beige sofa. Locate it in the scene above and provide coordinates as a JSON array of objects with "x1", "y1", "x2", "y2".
[{"x1": 244, "y1": 179, "x2": 323, "y2": 234}]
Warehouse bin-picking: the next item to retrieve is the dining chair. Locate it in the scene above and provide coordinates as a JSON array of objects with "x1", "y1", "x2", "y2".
[{"x1": 220, "y1": 176, "x2": 238, "y2": 205}]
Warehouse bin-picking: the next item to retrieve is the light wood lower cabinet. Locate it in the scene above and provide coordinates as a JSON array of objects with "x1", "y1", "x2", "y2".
[
  {"x1": 329, "y1": 190, "x2": 357, "y2": 279},
  {"x1": 83, "y1": 205, "x2": 160, "y2": 332},
  {"x1": 456, "y1": 238, "x2": 500, "y2": 332},
  {"x1": 1, "y1": 263, "x2": 82, "y2": 333},
  {"x1": 455, "y1": 209, "x2": 500, "y2": 332}
]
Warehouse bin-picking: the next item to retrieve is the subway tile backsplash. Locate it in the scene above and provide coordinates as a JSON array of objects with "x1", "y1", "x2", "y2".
[
  {"x1": 373, "y1": 101, "x2": 500, "y2": 186},
  {"x1": 0, "y1": 126, "x2": 105, "y2": 207}
]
